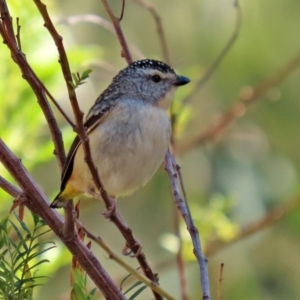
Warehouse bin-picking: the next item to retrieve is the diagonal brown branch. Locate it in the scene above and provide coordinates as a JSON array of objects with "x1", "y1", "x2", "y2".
[
  {"x1": 183, "y1": 1, "x2": 242, "y2": 105},
  {"x1": 0, "y1": 139, "x2": 126, "y2": 300},
  {"x1": 76, "y1": 219, "x2": 176, "y2": 300},
  {"x1": 205, "y1": 195, "x2": 300, "y2": 257},
  {"x1": 177, "y1": 49, "x2": 300, "y2": 155},
  {"x1": 164, "y1": 150, "x2": 210, "y2": 300},
  {"x1": 58, "y1": 14, "x2": 145, "y2": 59},
  {"x1": 100, "y1": 0, "x2": 132, "y2": 64},
  {"x1": 0, "y1": 0, "x2": 76, "y2": 240},
  {"x1": 0, "y1": 0, "x2": 67, "y2": 169}
]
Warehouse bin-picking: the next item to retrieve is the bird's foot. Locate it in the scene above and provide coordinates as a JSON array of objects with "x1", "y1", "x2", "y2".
[
  {"x1": 102, "y1": 199, "x2": 117, "y2": 219},
  {"x1": 122, "y1": 242, "x2": 143, "y2": 257}
]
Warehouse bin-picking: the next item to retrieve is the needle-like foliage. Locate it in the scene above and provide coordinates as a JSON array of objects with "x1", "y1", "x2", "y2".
[{"x1": 0, "y1": 214, "x2": 55, "y2": 300}]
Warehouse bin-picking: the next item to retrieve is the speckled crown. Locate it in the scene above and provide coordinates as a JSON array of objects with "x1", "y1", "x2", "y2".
[{"x1": 126, "y1": 59, "x2": 175, "y2": 74}]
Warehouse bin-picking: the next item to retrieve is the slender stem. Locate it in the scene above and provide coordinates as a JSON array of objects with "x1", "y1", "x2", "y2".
[
  {"x1": 205, "y1": 195, "x2": 300, "y2": 257},
  {"x1": 217, "y1": 263, "x2": 224, "y2": 300},
  {"x1": 183, "y1": 1, "x2": 242, "y2": 105},
  {"x1": 100, "y1": 0, "x2": 132, "y2": 64},
  {"x1": 164, "y1": 150, "x2": 210, "y2": 300},
  {"x1": 77, "y1": 219, "x2": 176, "y2": 300},
  {"x1": 173, "y1": 207, "x2": 188, "y2": 300}
]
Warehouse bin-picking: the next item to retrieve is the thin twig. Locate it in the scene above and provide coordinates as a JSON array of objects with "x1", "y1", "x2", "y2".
[
  {"x1": 164, "y1": 150, "x2": 210, "y2": 300},
  {"x1": 0, "y1": 139, "x2": 127, "y2": 300},
  {"x1": 178, "y1": 49, "x2": 300, "y2": 155},
  {"x1": 217, "y1": 263, "x2": 224, "y2": 300},
  {"x1": 205, "y1": 195, "x2": 300, "y2": 257},
  {"x1": 134, "y1": 0, "x2": 170, "y2": 64},
  {"x1": 100, "y1": 0, "x2": 132, "y2": 64},
  {"x1": 175, "y1": 164, "x2": 191, "y2": 300},
  {"x1": 173, "y1": 208, "x2": 188, "y2": 300},
  {"x1": 118, "y1": 0, "x2": 125, "y2": 21},
  {"x1": 58, "y1": 14, "x2": 145, "y2": 59},
  {"x1": 59, "y1": 14, "x2": 115, "y2": 33},
  {"x1": 76, "y1": 219, "x2": 176, "y2": 300},
  {"x1": 15, "y1": 17, "x2": 22, "y2": 51},
  {"x1": 183, "y1": 1, "x2": 242, "y2": 104}
]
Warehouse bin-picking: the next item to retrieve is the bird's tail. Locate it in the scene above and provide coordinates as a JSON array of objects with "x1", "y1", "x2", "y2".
[
  {"x1": 50, "y1": 184, "x2": 80, "y2": 208},
  {"x1": 50, "y1": 192, "x2": 69, "y2": 208}
]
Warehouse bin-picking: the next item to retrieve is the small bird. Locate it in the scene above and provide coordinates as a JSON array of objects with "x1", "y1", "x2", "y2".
[{"x1": 50, "y1": 59, "x2": 190, "y2": 208}]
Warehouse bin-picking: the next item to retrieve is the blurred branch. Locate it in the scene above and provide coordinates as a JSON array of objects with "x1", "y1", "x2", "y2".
[
  {"x1": 58, "y1": 14, "x2": 145, "y2": 59},
  {"x1": 183, "y1": 1, "x2": 242, "y2": 104},
  {"x1": 134, "y1": 0, "x2": 170, "y2": 64},
  {"x1": 176, "y1": 164, "x2": 191, "y2": 300},
  {"x1": 178, "y1": 49, "x2": 300, "y2": 155},
  {"x1": 0, "y1": 139, "x2": 127, "y2": 300},
  {"x1": 164, "y1": 150, "x2": 210, "y2": 300},
  {"x1": 217, "y1": 263, "x2": 224, "y2": 300},
  {"x1": 100, "y1": 0, "x2": 132, "y2": 64},
  {"x1": 173, "y1": 208, "x2": 188, "y2": 300},
  {"x1": 59, "y1": 13, "x2": 115, "y2": 33},
  {"x1": 205, "y1": 195, "x2": 300, "y2": 257},
  {"x1": 76, "y1": 219, "x2": 176, "y2": 300}
]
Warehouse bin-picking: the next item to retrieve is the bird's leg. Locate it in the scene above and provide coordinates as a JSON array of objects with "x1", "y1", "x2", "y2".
[
  {"x1": 102, "y1": 197, "x2": 117, "y2": 219},
  {"x1": 88, "y1": 189, "x2": 117, "y2": 219}
]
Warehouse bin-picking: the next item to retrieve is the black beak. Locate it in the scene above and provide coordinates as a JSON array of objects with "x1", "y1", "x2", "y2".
[{"x1": 174, "y1": 75, "x2": 190, "y2": 86}]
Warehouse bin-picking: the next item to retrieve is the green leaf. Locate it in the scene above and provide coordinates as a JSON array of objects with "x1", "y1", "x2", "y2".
[
  {"x1": 120, "y1": 272, "x2": 133, "y2": 290},
  {"x1": 128, "y1": 285, "x2": 147, "y2": 300},
  {"x1": 89, "y1": 287, "x2": 97, "y2": 296},
  {"x1": 32, "y1": 214, "x2": 40, "y2": 225},
  {"x1": 81, "y1": 69, "x2": 92, "y2": 80},
  {"x1": 73, "y1": 282, "x2": 87, "y2": 300},
  {"x1": 124, "y1": 281, "x2": 143, "y2": 295},
  {"x1": 14, "y1": 213, "x2": 31, "y2": 236}
]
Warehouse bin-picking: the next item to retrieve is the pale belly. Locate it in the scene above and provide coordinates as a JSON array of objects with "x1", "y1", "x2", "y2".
[{"x1": 70, "y1": 104, "x2": 171, "y2": 197}]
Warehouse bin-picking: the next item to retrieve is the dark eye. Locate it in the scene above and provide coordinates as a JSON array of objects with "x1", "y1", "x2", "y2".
[{"x1": 151, "y1": 75, "x2": 161, "y2": 83}]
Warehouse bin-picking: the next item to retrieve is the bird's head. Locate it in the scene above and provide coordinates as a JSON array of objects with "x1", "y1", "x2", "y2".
[{"x1": 113, "y1": 59, "x2": 190, "y2": 108}]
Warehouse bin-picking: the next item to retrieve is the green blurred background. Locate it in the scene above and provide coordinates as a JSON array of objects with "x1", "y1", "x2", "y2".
[{"x1": 1, "y1": 0, "x2": 300, "y2": 299}]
